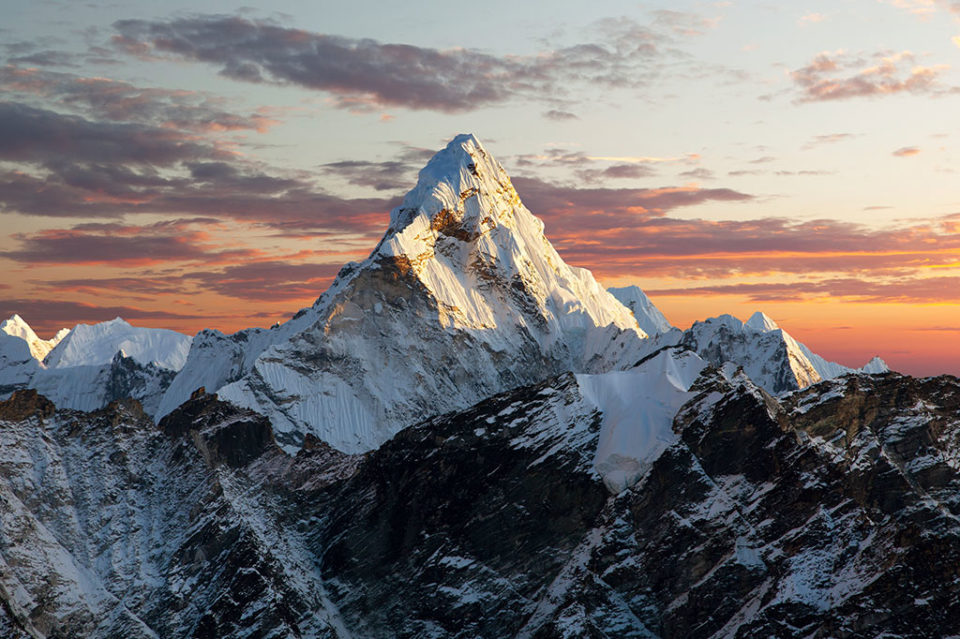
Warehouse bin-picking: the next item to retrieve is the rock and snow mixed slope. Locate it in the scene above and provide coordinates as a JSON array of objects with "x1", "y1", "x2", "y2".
[
  {"x1": 168, "y1": 134, "x2": 649, "y2": 452},
  {"x1": 7, "y1": 366, "x2": 960, "y2": 637},
  {"x1": 639, "y1": 310, "x2": 889, "y2": 395}
]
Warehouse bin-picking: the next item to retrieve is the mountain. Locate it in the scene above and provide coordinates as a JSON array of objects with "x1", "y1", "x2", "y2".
[
  {"x1": 0, "y1": 315, "x2": 191, "y2": 415},
  {"x1": 43, "y1": 317, "x2": 191, "y2": 370},
  {"x1": 0, "y1": 326, "x2": 42, "y2": 397},
  {"x1": 0, "y1": 133, "x2": 948, "y2": 639},
  {"x1": 5, "y1": 364, "x2": 960, "y2": 637},
  {"x1": 608, "y1": 285, "x2": 674, "y2": 336},
  {"x1": 164, "y1": 134, "x2": 649, "y2": 452},
  {"x1": 0, "y1": 314, "x2": 68, "y2": 361},
  {"x1": 641, "y1": 311, "x2": 889, "y2": 395}
]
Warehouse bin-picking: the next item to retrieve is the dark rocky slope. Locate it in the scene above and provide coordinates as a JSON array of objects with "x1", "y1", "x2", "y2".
[{"x1": 2, "y1": 370, "x2": 960, "y2": 637}]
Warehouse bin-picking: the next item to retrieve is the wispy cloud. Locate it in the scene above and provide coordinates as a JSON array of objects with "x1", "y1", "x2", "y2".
[
  {"x1": 647, "y1": 275, "x2": 960, "y2": 304},
  {"x1": 893, "y1": 146, "x2": 921, "y2": 156},
  {"x1": 652, "y1": 9, "x2": 722, "y2": 36},
  {"x1": 320, "y1": 159, "x2": 416, "y2": 192},
  {"x1": 183, "y1": 261, "x2": 343, "y2": 301},
  {"x1": 803, "y1": 133, "x2": 856, "y2": 149},
  {"x1": 798, "y1": 13, "x2": 827, "y2": 25},
  {"x1": 543, "y1": 109, "x2": 579, "y2": 121},
  {"x1": 791, "y1": 50, "x2": 949, "y2": 102},
  {"x1": 1, "y1": 220, "x2": 259, "y2": 266}
]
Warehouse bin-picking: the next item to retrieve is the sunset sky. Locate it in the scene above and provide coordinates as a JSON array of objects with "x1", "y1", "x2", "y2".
[{"x1": 2, "y1": 0, "x2": 959, "y2": 376}]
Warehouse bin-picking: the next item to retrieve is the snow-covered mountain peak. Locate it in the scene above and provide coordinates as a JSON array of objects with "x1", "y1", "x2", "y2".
[
  {"x1": 203, "y1": 134, "x2": 652, "y2": 453},
  {"x1": 745, "y1": 311, "x2": 779, "y2": 332},
  {"x1": 861, "y1": 356, "x2": 890, "y2": 374},
  {"x1": 607, "y1": 285, "x2": 674, "y2": 336},
  {"x1": 1, "y1": 314, "x2": 40, "y2": 345},
  {"x1": 349, "y1": 133, "x2": 644, "y2": 338},
  {"x1": 385, "y1": 133, "x2": 514, "y2": 238},
  {"x1": 0, "y1": 314, "x2": 68, "y2": 362},
  {"x1": 44, "y1": 318, "x2": 192, "y2": 371}
]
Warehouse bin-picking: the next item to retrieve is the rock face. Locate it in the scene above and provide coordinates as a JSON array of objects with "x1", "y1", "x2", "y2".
[
  {"x1": 0, "y1": 390, "x2": 357, "y2": 638},
  {"x1": 5, "y1": 369, "x2": 960, "y2": 637}
]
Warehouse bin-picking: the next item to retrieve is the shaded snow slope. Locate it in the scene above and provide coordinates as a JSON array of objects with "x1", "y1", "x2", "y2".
[
  {"x1": 210, "y1": 134, "x2": 650, "y2": 452},
  {"x1": 0, "y1": 330, "x2": 41, "y2": 396},
  {"x1": 607, "y1": 285, "x2": 673, "y2": 336},
  {"x1": 156, "y1": 306, "x2": 322, "y2": 419},
  {"x1": 578, "y1": 348, "x2": 706, "y2": 492}
]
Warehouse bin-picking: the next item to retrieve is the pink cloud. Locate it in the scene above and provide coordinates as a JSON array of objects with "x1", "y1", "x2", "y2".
[{"x1": 791, "y1": 50, "x2": 948, "y2": 102}]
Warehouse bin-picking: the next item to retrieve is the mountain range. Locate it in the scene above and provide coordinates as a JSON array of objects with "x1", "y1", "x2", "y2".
[{"x1": 3, "y1": 135, "x2": 953, "y2": 639}]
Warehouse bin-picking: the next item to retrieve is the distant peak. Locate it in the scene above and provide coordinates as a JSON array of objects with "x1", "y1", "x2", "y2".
[
  {"x1": 1, "y1": 314, "x2": 39, "y2": 340},
  {"x1": 861, "y1": 356, "x2": 890, "y2": 374},
  {"x1": 745, "y1": 311, "x2": 778, "y2": 332}
]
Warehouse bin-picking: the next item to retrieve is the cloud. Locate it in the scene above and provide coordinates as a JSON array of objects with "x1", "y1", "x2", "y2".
[
  {"x1": 512, "y1": 176, "x2": 754, "y2": 236},
  {"x1": 803, "y1": 133, "x2": 856, "y2": 149},
  {"x1": 45, "y1": 277, "x2": 186, "y2": 299},
  {"x1": 679, "y1": 167, "x2": 715, "y2": 180},
  {"x1": 0, "y1": 100, "x2": 398, "y2": 233},
  {"x1": 0, "y1": 299, "x2": 197, "y2": 335},
  {"x1": 184, "y1": 261, "x2": 343, "y2": 301},
  {"x1": 543, "y1": 109, "x2": 579, "y2": 121},
  {"x1": 879, "y1": 0, "x2": 960, "y2": 19},
  {"x1": 512, "y1": 148, "x2": 687, "y2": 183},
  {"x1": 6, "y1": 50, "x2": 79, "y2": 67},
  {"x1": 893, "y1": 146, "x2": 921, "y2": 157},
  {"x1": 597, "y1": 164, "x2": 657, "y2": 179},
  {"x1": 1, "y1": 220, "x2": 260, "y2": 266},
  {"x1": 791, "y1": 50, "x2": 949, "y2": 102},
  {"x1": 111, "y1": 14, "x2": 672, "y2": 113},
  {"x1": 799, "y1": 13, "x2": 827, "y2": 25},
  {"x1": 505, "y1": 180, "x2": 960, "y2": 282},
  {"x1": 0, "y1": 162, "x2": 400, "y2": 233},
  {"x1": 646, "y1": 275, "x2": 960, "y2": 304},
  {"x1": 652, "y1": 10, "x2": 722, "y2": 36},
  {"x1": 321, "y1": 159, "x2": 415, "y2": 191},
  {"x1": 0, "y1": 101, "x2": 219, "y2": 166},
  {"x1": 0, "y1": 65, "x2": 278, "y2": 133}
]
